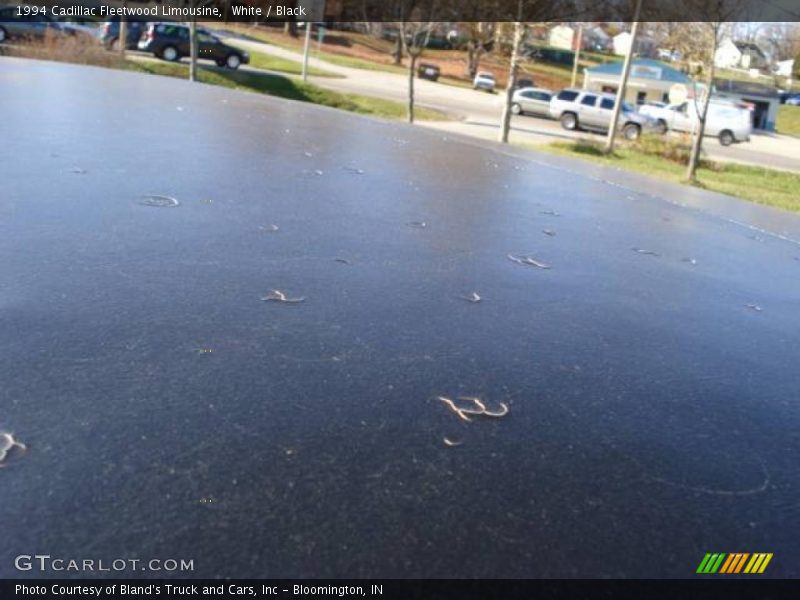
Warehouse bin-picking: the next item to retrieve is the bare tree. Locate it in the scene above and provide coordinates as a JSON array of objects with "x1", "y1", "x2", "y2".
[
  {"x1": 685, "y1": 1, "x2": 744, "y2": 182},
  {"x1": 604, "y1": 0, "x2": 642, "y2": 154},
  {"x1": 390, "y1": 0, "x2": 420, "y2": 65},
  {"x1": 118, "y1": 0, "x2": 127, "y2": 57},
  {"x1": 760, "y1": 23, "x2": 800, "y2": 63},
  {"x1": 456, "y1": 0, "x2": 498, "y2": 78},
  {"x1": 499, "y1": 20, "x2": 526, "y2": 143},
  {"x1": 462, "y1": 22, "x2": 495, "y2": 79},
  {"x1": 189, "y1": 5, "x2": 198, "y2": 82},
  {"x1": 498, "y1": 0, "x2": 582, "y2": 143},
  {"x1": 400, "y1": 21, "x2": 435, "y2": 123},
  {"x1": 570, "y1": 23, "x2": 583, "y2": 88},
  {"x1": 283, "y1": 1, "x2": 299, "y2": 38}
]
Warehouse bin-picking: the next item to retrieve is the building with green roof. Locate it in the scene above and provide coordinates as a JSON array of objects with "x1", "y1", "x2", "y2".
[{"x1": 583, "y1": 59, "x2": 692, "y2": 106}]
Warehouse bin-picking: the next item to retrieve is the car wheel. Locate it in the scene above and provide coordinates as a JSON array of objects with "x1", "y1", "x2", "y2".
[
  {"x1": 511, "y1": 103, "x2": 522, "y2": 116},
  {"x1": 225, "y1": 54, "x2": 241, "y2": 70},
  {"x1": 560, "y1": 112, "x2": 578, "y2": 131},
  {"x1": 656, "y1": 119, "x2": 668, "y2": 135},
  {"x1": 622, "y1": 123, "x2": 641, "y2": 141},
  {"x1": 0, "y1": 26, "x2": 8, "y2": 44},
  {"x1": 162, "y1": 45, "x2": 179, "y2": 62},
  {"x1": 718, "y1": 130, "x2": 734, "y2": 146}
]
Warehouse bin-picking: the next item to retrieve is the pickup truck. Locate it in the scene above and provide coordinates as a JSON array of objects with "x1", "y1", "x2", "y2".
[{"x1": 638, "y1": 100, "x2": 752, "y2": 146}]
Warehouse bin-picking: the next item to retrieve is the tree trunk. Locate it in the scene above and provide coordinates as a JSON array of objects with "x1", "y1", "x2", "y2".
[
  {"x1": 118, "y1": 1, "x2": 127, "y2": 58},
  {"x1": 499, "y1": 22, "x2": 524, "y2": 143},
  {"x1": 119, "y1": 19, "x2": 127, "y2": 58},
  {"x1": 394, "y1": 35, "x2": 403, "y2": 65},
  {"x1": 686, "y1": 35, "x2": 718, "y2": 182},
  {"x1": 570, "y1": 25, "x2": 583, "y2": 87},
  {"x1": 466, "y1": 43, "x2": 482, "y2": 79},
  {"x1": 604, "y1": 0, "x2": 642, "y2": 154},
  {"x1": 189, "y1": 21, "x2": 197, "y2": 82},
  {"x1": 408, "y1": 54, "x2": 417, "y2": 124}
]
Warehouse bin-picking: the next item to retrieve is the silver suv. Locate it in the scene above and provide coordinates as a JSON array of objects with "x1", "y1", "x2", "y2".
[{"x1": 549, "y1": 89, "x2": 654, "y2": 140}]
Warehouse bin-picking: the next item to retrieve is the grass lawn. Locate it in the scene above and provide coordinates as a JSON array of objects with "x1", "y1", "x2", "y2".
[
  {"x1": 533, "y1": 139, "x2": 800, "y2": 214},
  {"x1": 126, "y1": 60, "x2": 448, "y2": 121},
  {"x1": 217, "y1": 24, "x2": 409, "y2": 74},
  {"x1": 217, "y1": 24, "x2": 577, "y2": 91},
  {"x1": 776, "y1": 105, "x2": 800, "y2": 137},
  {"x1": 230, "y1": 46, "x2": 341, "y2": 78}
]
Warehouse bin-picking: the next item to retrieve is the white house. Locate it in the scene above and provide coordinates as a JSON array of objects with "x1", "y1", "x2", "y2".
[
  {"x1": 612, "y1": 31, "x2": 631, "y2": 56},
  {"x1": 775, "y1": 59, "x2": 795, "y2": 78},
  {"x1": 612, "y1": 32, "x2": 656, "y2": 57},
  {"x1": 714, "y1": 39, "x2": 741, "y2": 69},
  {"x1": 714, "y1": 39, "x2": 769, "y2": 70},
  {"x1": 548, "y1": 25, "x2": 574, "y2": 50}
]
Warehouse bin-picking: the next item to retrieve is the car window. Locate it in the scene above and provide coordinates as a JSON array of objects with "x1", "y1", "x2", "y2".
[
  {"x1": 557, "y1": 90, "x2": 579, "y2": 102},
  {"x1": 535, "y1": 92, "x2": 552, "y2": 102},
  {"x1": 580, "y1": 95, "x2": 597, "y2": 106},
  {"x1": 600, "y1": 98, "x2": 615, "y2": 110},
  {"x1": 158, "y1": 25, "x2": 189, "y2": 39},
  {"x1": 197, "y1": 33, "x2": 216, "y2": 43}
]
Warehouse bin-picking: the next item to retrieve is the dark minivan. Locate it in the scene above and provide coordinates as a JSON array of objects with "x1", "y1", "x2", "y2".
[
  {"x1": 138, "y1": 23, "x2": 249, "y2": 70},
  {"x1": 98, "y1": 18, "x2": 148, "y2": 51}
]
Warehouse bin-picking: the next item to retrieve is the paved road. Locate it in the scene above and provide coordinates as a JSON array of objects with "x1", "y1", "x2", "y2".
[
  {"x1": 221, "y1": 35, "x2": 800, "y2": 173},
  {"x1": 1, "y1": 57, "x2": 799, "y2": 579}
]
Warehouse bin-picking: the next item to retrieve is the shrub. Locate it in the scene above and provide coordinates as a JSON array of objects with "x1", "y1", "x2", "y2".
[
  {"x1": 631, "y1": 134, "x2": 718, "y2": 169},
  {"x1": 3, "y1": 31, "x2": 125, "y2": 69}
]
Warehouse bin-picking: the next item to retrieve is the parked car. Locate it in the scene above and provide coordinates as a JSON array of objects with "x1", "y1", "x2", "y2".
[
  {"x1": 515, "y1": 78, "x2": 535, "y2": 90},
  {"x1": 417, "y1": 63, "x2": 440, "y2": 82},
  {"x1": 549, "y1": 89, "x2": 655, "y2": 141},
  {"x1": 511, "y1": 87, "x2": 553, "y2": 117},
  {"x1": 0, "y1": 7, "x2": 63, "y2": 43},
  {"x1": 98, "y1": 19, "x2": 148, "y2": 51},
  {"x1": 473, "y1": 71, "x2": 496, "y2": 92},
  {"x1": 786, "y1": 94, "x2": 800, "y2": 106},
  {"x1": 639, "y1": 100, "x2": 752, "y2": 145},
  {"x1": 138, "y1": 23, "x2": 249, "y2": 70}
]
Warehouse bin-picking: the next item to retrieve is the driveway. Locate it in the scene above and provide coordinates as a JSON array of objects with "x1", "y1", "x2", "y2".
[{"x1": 2, "y1": 57, "x2": 799, "y2": 578}]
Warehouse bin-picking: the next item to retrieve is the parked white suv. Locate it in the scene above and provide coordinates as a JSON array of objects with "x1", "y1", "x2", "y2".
[
  {"x1": 638, "y1": 100, "x2": 752, "y2": 146},
  {"x1": 549, "y1": 89, "x2": 654, "y2": 141}
]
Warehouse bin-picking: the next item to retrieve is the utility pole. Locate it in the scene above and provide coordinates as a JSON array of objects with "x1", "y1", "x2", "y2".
[
  {"x1": 604, "y1": 0, "x2": 642, "y2": 154},
  {"x1": 570, "y1": 24, "x2": 583, "y2": 88},
  {"x1": 302, "y1": 21, "x2": 312, "y2": 81}
]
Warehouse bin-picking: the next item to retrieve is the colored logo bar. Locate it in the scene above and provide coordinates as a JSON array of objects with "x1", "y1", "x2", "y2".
[{"x1": 697, "y1": 553, "x2": 773, "y2": 574}]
